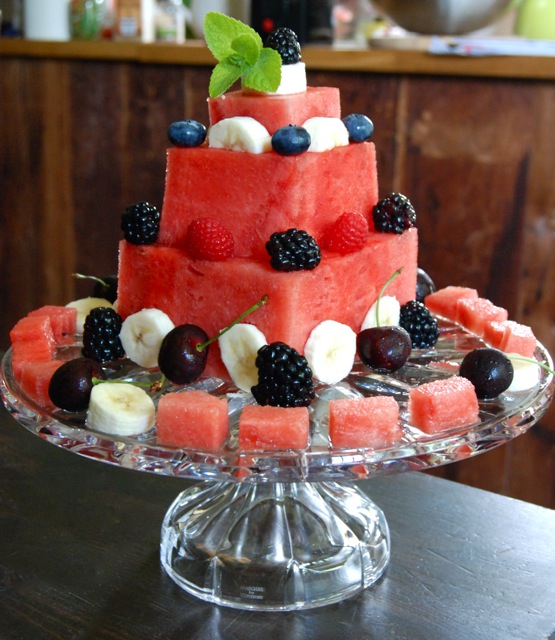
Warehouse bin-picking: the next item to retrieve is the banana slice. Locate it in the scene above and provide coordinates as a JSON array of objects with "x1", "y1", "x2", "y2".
[
  {"x1": 361, "y1": 295, "x2": 401, "y2": 331},
  {"x1": 120, "y1": 308, "x2": 175, "y2": 369},
  {"x1": 208, "y1": 117, "x2": 272, "y2": 154},
  {"x1": 507, "y1": 355, "x2": 541, "y2": 392},
  {"x1": 219, "y1": 323, "x2": 267, "y2": 392},
  {"x1": 301, "y1": 117, "x2": 349, "y2": 152},
  {"x1": 87, "y1": 382, "x2": 155, "y2": 436},
  {"x1": 244, "y1": 62, "x2": 307, "y2": 96},
  {"x1": 65, "y1": 297, "x2": 114, "y2": 334},
  {"x1": 304, "y1": 320, "x2": 357, "y2": 385}
]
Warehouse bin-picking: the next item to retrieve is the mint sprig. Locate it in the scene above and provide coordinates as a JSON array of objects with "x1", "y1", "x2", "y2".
[{"x1": 204, "y1": 12, "x2": 281, "y2": 98}]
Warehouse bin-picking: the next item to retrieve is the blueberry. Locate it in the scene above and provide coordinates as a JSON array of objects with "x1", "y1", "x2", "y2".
[
  {"x1": 459, "y1": 348, "x2": 514, "y2": 399},
  {"x1": 342, "y1": 114, "x2": 374, "y2": 143},
  {"x1": 271, "y1": 125, "x2": 311, "y2": 156},
  {"x1": 167, "y1": 120, "x2": 206, "y2": 147}
]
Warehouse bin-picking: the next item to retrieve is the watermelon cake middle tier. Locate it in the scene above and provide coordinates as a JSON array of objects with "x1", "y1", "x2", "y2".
[{"x1": 158, "y1": 127, "x2": 378, "y2": 259}]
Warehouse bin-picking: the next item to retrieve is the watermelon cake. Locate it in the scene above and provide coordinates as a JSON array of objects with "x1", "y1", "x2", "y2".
[{"x1": 4, "y1": 14, "x2": 550, "y2": 456}]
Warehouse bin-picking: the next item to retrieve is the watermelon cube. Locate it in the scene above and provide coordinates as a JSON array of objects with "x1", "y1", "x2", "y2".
[
  {"x1": 156, "y1": 390, "x2": 229, "y2": 450},
  {"x1": 208, "y1": 87, "x2": 341, "y2": 134},
  {"x1": 483, "y1": 320, "x2": 537, "y2": 358},
  {"x1": 28, "y1": 305, "x2": 77, "y2": 344},
  {"x1": 117, "y1": 229, "x2": 417, "y2": 379},
  {"x1": 10, "y1": 315, "x2": 57, "y2": 379},
  {"x1": 10, "y1": 314, "x2": 55, "y2": 344},
  {"x1": 456, "y1": 297, "x2": 508, "y2": 336},
  {"x1": 158, "y1": 142, "x2": 378, "y2": 259},
  {"x1": 424, "y1": 286, "x2": 479, "y2": 320},
  {"x1": 408, "y1": 376, "x2": 479, "y2": 434},
  {"x1": 328, "y1": 396, "x2": 402, "y2": 449},
  {"x1": 238, "y1": 405, "x2": 310, "y2": 451},
  {"x1": 18, "y1": 360, "x2": 63, "y2": 408}
]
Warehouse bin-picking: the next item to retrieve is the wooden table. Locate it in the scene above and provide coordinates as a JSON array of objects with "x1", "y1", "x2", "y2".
[{"x1": 0, "y1": 402, "x2": 553, "y2": 640}]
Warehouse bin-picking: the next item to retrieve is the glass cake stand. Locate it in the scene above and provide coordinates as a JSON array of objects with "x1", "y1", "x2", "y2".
[{"x1": 1, "y1": 319, "x2": 553, "y2": 611}]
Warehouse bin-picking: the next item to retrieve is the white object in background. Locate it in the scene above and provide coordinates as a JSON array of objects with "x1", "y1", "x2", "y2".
[{"x1": 24, "y1": 0, "x2": 71, "y2": 41}]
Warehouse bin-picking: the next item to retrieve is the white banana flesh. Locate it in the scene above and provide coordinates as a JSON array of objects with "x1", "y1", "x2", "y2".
[
  {"x1": 361, "y1": 296, "x2": 401, "y2": 331},
  {"x1": 507, "y1": 355, "x2": 541, "y2": 392},
  {"x1": 243, "y1": 62, "x2": 307, "y2": 95},
  {"x1": 301, "y1": 117, "x2": 349, "y2": 152},
  {"x1": 119, "y1": 308, "x2": 175, "y2": 369},
  {"x1": 208, "y1": 116, "x2": 272, "y2": 154},
  {"x1": 219, "y1": 323, "x2": 267, "y2": 392},
  {"x1": 304, "y1": 319, "x2": 357, "y2": 385},
  {"x1": 65, "y1": 297, "x2": 114, "y2": 334},
  {"x1": 87, "y1": 382, "x2": 155, "y2": 436}
]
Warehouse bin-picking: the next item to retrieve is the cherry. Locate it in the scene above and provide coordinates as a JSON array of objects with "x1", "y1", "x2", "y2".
[
  {"x1": 459, "y1": 348, "x2": 514, "y2": 399},
  {"x1": 93, "y1": 275, "x2": 118, "y2": 303},
  {"x1": 48, "y1": 357, "x2": 106, "y2": 412},
  {"x1": 158, "y1": 295, "x2": 269, "y2": 385},
  {"x1": 158, "y1": 324, "x2": 210, "y2": 384},
  {"x1": 416, "y1": 268, "x2": 436, "y2": 303},
  {"x1": 357, "y1": 326, "x2": 412, "y2": 373}
]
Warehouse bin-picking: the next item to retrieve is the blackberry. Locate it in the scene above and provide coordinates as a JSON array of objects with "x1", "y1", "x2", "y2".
[
  {"x1": 121, "y1": 201, "x2": 160, "y2": 245},
  {"x1": 372, "y1": 193, "x2": 416, "y2": 234},
  {"x1": 252, "y1": 342, "x2": 314, "y2": 407},
  {"x1": 266, "y1": 228, "x2": 321, "y2": 272},
  {"x1": 265, "y1": 27, "x2": 301, "y2": 65},
  {"x1": 82, "y1": 307, "x2": 125, "y2": 363},
  {"x1": 399, "y1": 300, "x2": 439, "y2": 349}
]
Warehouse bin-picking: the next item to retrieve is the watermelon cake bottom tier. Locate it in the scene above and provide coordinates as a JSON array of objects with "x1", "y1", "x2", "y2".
[{"x1": 117, "y1": 228, "x2": 418, "y2": 379}]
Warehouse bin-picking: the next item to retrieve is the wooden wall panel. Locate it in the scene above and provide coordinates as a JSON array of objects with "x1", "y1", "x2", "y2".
[{"x1": 0, "y1": 58, "x2": 553, "y2": 506}]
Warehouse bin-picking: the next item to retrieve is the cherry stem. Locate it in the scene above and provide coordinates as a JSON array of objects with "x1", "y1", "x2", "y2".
[
  {"x1": 376, "y1": 267, "x2": 403, "y2": 328},
  {"x1": 73, "y1": 273, "x2": 109, "y2": 288},
  {"x1": 196, "y1": 294, "x2": 269, "y2": 352}
]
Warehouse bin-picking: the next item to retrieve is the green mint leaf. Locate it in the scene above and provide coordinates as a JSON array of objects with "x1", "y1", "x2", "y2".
[
  {"x1": 204, "y1": 12, "x2": 262, "y2": 62},
  {"x1": 231, "y1": 33, "x2": 260, "y2": 67},
  {"x1": 209, "y1": 56, "x2": 248, "y2": 98},
  {"x1": 242, "y1": 47, "x2": 282, "y2": 94}
]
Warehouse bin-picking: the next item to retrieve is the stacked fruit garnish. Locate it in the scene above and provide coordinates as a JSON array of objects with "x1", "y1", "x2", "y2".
[{"x1": 356, "y1": 269, "x2": 412, "y2": 373}]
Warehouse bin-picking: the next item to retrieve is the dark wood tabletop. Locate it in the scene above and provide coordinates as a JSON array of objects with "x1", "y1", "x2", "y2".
[{"x1": 0, "y1": 402, "x2": 554, "y2": 640}]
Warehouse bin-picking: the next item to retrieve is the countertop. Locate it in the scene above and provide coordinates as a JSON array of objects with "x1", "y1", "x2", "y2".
[
  {"x1": 2, "y1": 38, "x2": 555, "y2": 80},
  {"x1": 0, "y1": 401, "x2": 554, "y2": 640}
]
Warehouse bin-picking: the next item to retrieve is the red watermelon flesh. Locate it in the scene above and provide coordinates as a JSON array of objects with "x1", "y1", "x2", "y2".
[
  {"x1": 28, "y1": 305, "x2": 77, "y2": 344},
  {"x1": 424, "y1": 286, "x2": 479, "y2": 320},
  {"x1": 18, "y1": 360, "x2": 63, "y2": 408},
  {"x1": 408, "y1": 376, "x2": 479, "y2": 434},
  {"x1": 483, "y1": 320, "x2": 537, "y2": 357},
  {"x1": 208, "y1": 87, "x2": 340, "y2": 134},
  {"x1": 156, "y1": 390, "x2": 229, "y2": 450},
  {"x1": 10, "y1": 315, "x2": 57, "y2": 380},
  {"x1": 328, "y1": 396, "x2": 402, "y2": 449},
  {"x1": 456, "y1": 297, "x2": 508, "y2": 336},
  {"x1": 10, "y1": 314, "x2": 55, "y2": 343},
  {"x1": 238, "y1": 405, "x2": 310, "y2": 451},
  {"x1": 118, "y1": 228, "x2": 417, "y2": 379},
  {"x1": 158, "y1": 142, "x2": 378, "y2": 259}
]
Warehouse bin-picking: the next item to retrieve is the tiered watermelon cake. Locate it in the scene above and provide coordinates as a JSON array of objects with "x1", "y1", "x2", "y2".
[
  {"x1": 116, "y1": 73, "x2": 417, "y2": 381},
  {"x1": 4, "y1": 14, "x2": 550, "y2": 456}
]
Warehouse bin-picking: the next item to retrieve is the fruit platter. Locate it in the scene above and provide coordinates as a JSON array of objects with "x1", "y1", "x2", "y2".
[
  {"x1": 2, "y1": 11, "x2": 554, "y2": 613},
  {"x1": 2, "y1": 313, "x2": 553, "y2": 611}
]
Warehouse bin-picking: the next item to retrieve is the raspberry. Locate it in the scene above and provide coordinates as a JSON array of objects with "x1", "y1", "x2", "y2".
[
  {"x1": 399, "y1": 300, "x2": 439, "y2": 349},
  {"x1": 121, "y1": 202, "x2": 160, "y2": 245},
  {"x1": 252, "y1": 342, "x2": 314, "y2": 407},
  {"x1": 372, "y1": 193, "x2": 416, "y2": 234},
  {"x1": 265, "y1": 28, "x2": 301, "y2": 65},
  {"x1": 266, "y1": 229, "x2": 321, "y2": 272},
  {"x1": 82, "y1": 307, "x2": 125, "y2": 363},
  {"x1": 324, "y1": 212, "x2": 369, "y2": 254},
  {"x1": 185, "y1": 218, "x2": 234, "y2": 261}
]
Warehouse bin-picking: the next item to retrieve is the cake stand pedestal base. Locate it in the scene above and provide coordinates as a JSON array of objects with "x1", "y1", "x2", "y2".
[{"x1": 160, "y1": 480, "x2": 390, "y2": 611}]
